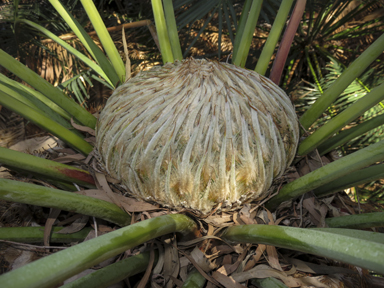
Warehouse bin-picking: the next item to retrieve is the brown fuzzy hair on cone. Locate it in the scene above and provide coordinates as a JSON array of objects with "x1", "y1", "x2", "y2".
[{"x1": 96, "y1": 58, "x2": 299, "y2": 215}]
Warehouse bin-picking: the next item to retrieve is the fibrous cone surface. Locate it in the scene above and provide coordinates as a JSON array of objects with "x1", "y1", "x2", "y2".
[{"x1": 96, "y1": 58, "x2": 299, "y2": 214}]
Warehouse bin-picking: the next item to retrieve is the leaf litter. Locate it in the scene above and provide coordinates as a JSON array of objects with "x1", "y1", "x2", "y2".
[{"x1": 1, "y1": 131, "x2": 383, "y2": 287}]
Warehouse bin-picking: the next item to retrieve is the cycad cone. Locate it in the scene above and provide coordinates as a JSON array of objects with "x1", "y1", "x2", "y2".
[{"x1": 96, "y1": 58, "x2": 299, "y2": 215}]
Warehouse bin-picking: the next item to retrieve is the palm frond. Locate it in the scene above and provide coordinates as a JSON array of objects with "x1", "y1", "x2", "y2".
[{"x1": 295, "y1": 58, "x2": 384, "y2": 154}]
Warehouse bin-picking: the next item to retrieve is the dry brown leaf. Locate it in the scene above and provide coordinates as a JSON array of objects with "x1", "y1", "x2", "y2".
[
  {"x1": 212, "y1": 271, "x2": 246, "y2": 288},
  {"x1": 287, "y1": 258, "x2": 357, "y2": 275},
  {"x1": 137, "y1": 245, "x2": 155, "y2": 288},
  {"x1": 169, "y1": 275, "x2": 183, "y2": 288},
  {"x1": 55, "y1": 215, "x2": 89, "y2": 234},
  {"x1": 44, "y1": 208, "x2": 61, "y2": 246},
  {"x1": 152, "y1": 241, "x2": 165, "y2": 275},
  {"x1": 178, "y1": 250, "x2": 221, "y2": 287},
  {"x1": 303, "y1": 196, "x2": 322, "y2": 224},
  {"x1": 222, "y1": 255, "x2": 233, "y2": 266},
  {"x1": 84, "y1": 137, "x2": 96, "y2": 145},
  {"x1": 244, "y1": 244, "x2": 266, "y2": 271},
  {"x1": 70, "y1": 118, "x2": 96, "y2": 136},
  {"x1": 95, "y1": 172, "x2": 122, "y2": 209},
  {"x1": 239, "y1": 205, "x2": 256, "y2": 225},
  {"x1": 57, "y1": 148, "x2": 77, "y2": 155},
  {"x1": 275, "y1": 216, "x2": 287, "y2": 225},
  {"x1": 122, "y1": 26, "x2": 131, "y2": 82},
  {"x1": 190, "y1": 246, "x2": 216, "y2": 272},
  {"x1": 179, "y1": 265, "x2": 188, "y2": 283},
  {"x1": 178, "y1": 236, "x2": 231, "y2": 250},
  {"x1": 211, "y1": 245, "x2": 238, "y2": 256},
  {"x1": 119, "y1": 197, "x2": 160, "y2": 212},
  {"x1": 9, "y1": 136, "x2": 60, "y2": 153},
  {"x1": 204, "y1": 214, "x2": 232, "y2": 226},
  {"x1": 266, "y1": 209, "x2": 275, "y2": 225},
  {"x1": 266, "y1": 245, "x2": 282, "y2": 272},
  {"x1": 76, "y1": 189, "x2": 161, "y2": 212},
  {"x1": 225, "y1": 244, "x2": 251, "y2": 275},
  {"x1": 297, "y1": 276, "x2": 332, "y2": 287},
  {"x1": 53, "y1": 154, "x2": 86, "y2": 164},
  {"x1": 150, "y1": 211, "x2": 168, "y2": 218},
  {"x1": 233, "y1": 212, "x2": 245, "y2": 225},
  {"x1": 163, "y1": 236, "x2": 179, "y2": 288},
  {"x1": 232, "y1": 264, "x2": 301, "y2": 287},
  {"x1": 337, "y1": 194, "x2": 355, "y2": 215},
  {"x1": 56, "y1": 214, "x2": 84, "y2": 226},
  {"x1": 286, "y1": 170, "x2": 300, "y2": 183}
]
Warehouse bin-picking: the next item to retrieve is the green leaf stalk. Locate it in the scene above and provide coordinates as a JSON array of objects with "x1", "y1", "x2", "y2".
[
  {"x1": 222, "y1": 225, "x2": 384, "y2": 274},
  {"x1": 79, "y1": 0, "x2": 126, "y2": 83},
  {"x1": 0, "y1": 214, "x2": 196, "y2": 288},
  {"x1": 325, "y1": 212, "x2": 384, "y2": 229},
  {"x1": 265, "y1": 140, "x2": 384, "y2": 209},
  {"x1": 255, "y1": 0, "x2": 295, "y2": 75},
  {"x1": 0, "y1": 91, "x2": 93, "y2": 155},
  {"x1": 61, "y1": 251, "x2": 159, "y2": 288},
  {"x1": 298, "y1": 81, "x2": 384, "y2": 156},
  {"x1": 0, "y1": 49, "x2": 96, "y2": 129},
  {"x1": 313, "y1": 163, "x2": 384, "y2": 197},
  {"x1": 300, "y1": 32, "x2": 384, "y2": 130},
  {"x1": 232, "y1": 0, "x2": 263, "y2": 67},
  {"x1": 0, "y1": 147, "x2": 96, "y2": 188},
  {"x1": 0, "y1": 178, "x2": 130, "y2": 227},
  {"x1": 48, "y1": 0, "x2": 120, "y2": 86},
  {"x1": 0, "y1": 227, "x2": 91, "y2": 244},
  {"x1": 151, "y1": 0, "x2": 174, "y2": 63}
]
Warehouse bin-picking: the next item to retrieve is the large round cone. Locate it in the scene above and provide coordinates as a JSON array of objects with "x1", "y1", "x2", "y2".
[{"x1": 96, "y1": 58, "x2": 299, "y2": 214}]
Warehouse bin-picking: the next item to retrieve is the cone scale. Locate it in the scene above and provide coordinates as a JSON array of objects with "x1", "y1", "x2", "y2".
[{"x1": 96, "y1": 58, "x2": 299, "y2": 214}]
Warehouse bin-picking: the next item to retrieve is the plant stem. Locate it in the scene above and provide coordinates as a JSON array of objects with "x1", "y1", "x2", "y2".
[
  {"x1": 79, "y1": 0, "x2": 126, "y2": 84},
  {"x1": 305, "y1": 46, "x2": 323, "y2": 93},
  {"x1": 0, "y1": 214, "x2": 196, "y2": 288},
  {"x1": 0, "y1": 227, "x2": 91, "y2": 244},
  {"x1": 62, "y1": 251, "x2": 158, "y2": 288},
  {"x1": 300, "y1": 32, "x2": 384, "y2": 130},
  {"x1": 181, "y1": 269, "x2": 206, "y2": 288},
  {"x1": 325, "y1": 212, "x2": 384, "y2": 229},
  {"x1": 255, "y1": 0, "x2": 295, "y2": 75},
  {"x1": 0, "y1": 178, "x2": 130, "y2": 227},
  {"x1": 0, "y1": 91, "x2": 93, "y2": 155},
  {"x1": 17, "y1": 19, "x2": 114, "y2": 88},
  {"x1": 233, "y1": 0, "x2": 252, "y2": 58},
  {"x1": 298, "y1": 81, "x2": 384, "y2": 156},
  {"x1": 48, "y1": 0, "x2": 120, "y2": 87},
  {"x1": 313, "y1": 163, "x2": 384, "y2": 197},
  {"x1": 317, "y1": 113, "x2": 384, "y2": 155},
  {"x1": 232, "y1": 0, "x2": 263, "y2": 67},
  {"x1": 222, "y1": 225, "x2": 384, "y2": 275},
  {"x1": 163, "y1": 0, "x2": 183, "y2": 61},
  {"x1": 0, "y1": 74, "x2": 71, "y2": 123},
  {"x1": 0, "y1": 147, "x2": 96, "y2": 188},
  {"x1": 265, "y1": 140, "x2": 384, "y2": 210},
  {"x1": 310, "y1": 228, "x2": 384, "y2": 244},
  {"x1": 269, "y1": 0, "x2": 306, "y2": 85},
  {"x1": 151, "y1": 0, "x2": 174, "y2": 63},
  {"x1": 0, "y1": 49, "x2": 96, "y2": 129}
]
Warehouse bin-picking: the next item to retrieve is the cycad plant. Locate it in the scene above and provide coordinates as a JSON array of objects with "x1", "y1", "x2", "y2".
[
  {"x1": 296, "y1": 58, "x2": 384, "y2": 154},
  {"x1": 280, "y1": 0, "x2": 384, "y2": 90},
  {"x1": 0, "y1": 0, "x2": 384, "y2": 287}
]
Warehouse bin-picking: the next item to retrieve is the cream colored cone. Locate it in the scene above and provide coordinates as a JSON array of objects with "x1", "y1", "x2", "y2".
[{"x1": 96, "y1": 58, "x2": 299, "y2": 214}]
